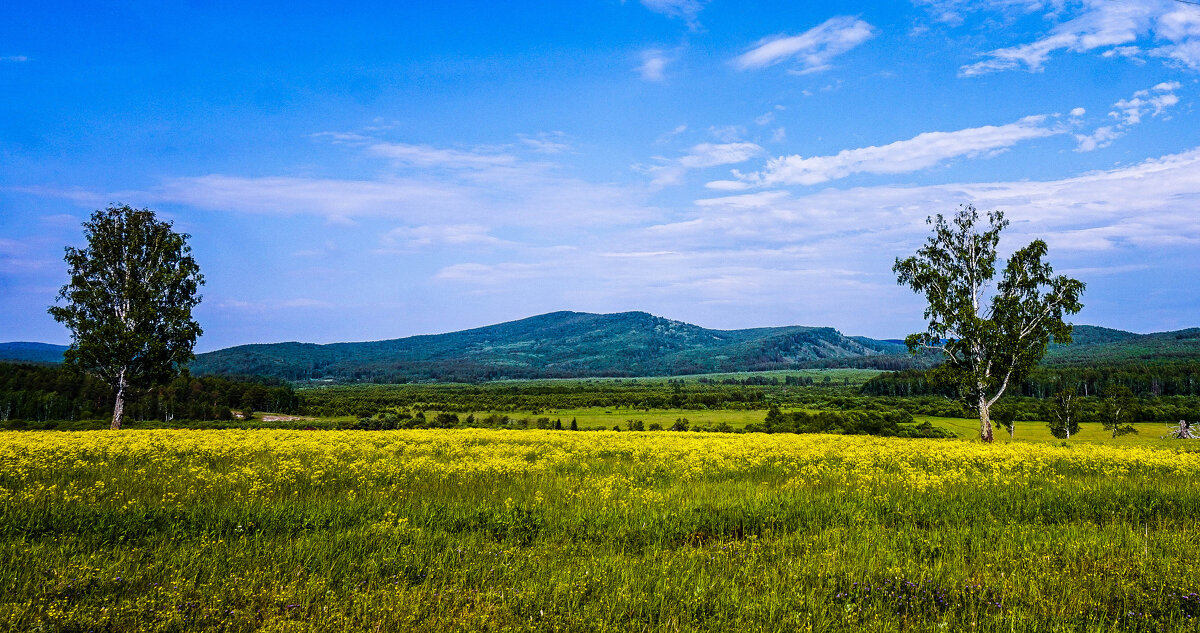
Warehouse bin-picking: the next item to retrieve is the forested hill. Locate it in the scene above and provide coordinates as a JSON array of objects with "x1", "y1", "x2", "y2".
[
  {"x1": 7, "y1": 317, "x2": 1199, "y2": 384},
  {"x1": 186, "y1": 311, "x2": 917, "y2": 382},
  {"x1": 1043, "y1": 325, "x2": 1200, "y2": 366},
  {"x1": 0, "y1": 342, "x2": 69, "y2": 365}
]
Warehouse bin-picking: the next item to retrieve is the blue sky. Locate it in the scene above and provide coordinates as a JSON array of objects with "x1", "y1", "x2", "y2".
[{"x1": 3, "y1": 0, "x2": 1200, "y2": 351}]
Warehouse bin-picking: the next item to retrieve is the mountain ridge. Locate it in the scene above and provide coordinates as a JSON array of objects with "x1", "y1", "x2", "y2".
[
  {"x1": 5, "y1": 312, "x2": 1199, "y2": 383},
  {"x1": 182, "y1": 311, "x2": 916, "y2": 382}
]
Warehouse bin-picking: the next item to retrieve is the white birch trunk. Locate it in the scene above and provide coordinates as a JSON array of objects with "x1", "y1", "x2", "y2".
[
  {"x1": 111, "y1": 368, "x2": 127, "y2": 430},
  {"x1": 978, "y1": 392, "x2": 994, "y2": 443}
]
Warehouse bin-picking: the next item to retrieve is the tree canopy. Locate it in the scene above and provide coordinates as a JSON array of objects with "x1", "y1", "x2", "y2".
[
  {"x1": 894, "y1": 205, "x2": 1084, "y2": 442},
  {"x1": 48, "y1": 204, "x2": 204, "y2": 429}
]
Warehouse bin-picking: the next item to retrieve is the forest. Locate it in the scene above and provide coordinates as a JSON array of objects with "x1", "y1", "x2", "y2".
[
  {"x1": 0, "y1": 362, "x2": 300, "y2": 425},
  {"x1": 4, "y1": 359, "x2": 1198, "y2": 431}
]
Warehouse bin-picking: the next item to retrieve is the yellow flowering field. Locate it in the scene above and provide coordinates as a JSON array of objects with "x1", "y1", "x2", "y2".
[{"x1": 3, "y1": 429, "x2": 1200, "y2": 631}]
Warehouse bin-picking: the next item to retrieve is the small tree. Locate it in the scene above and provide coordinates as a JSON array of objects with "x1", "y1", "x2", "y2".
[
  {"x1": 1100, "y1": 384, "x2": 1138, "y2": 439},
  {"x1": 894, "y1": 205, "x2": 1084, "y2": 442},
  {"x1": 992, "y1": 404, "x2": 1016, "y2": 440},
  {"x1": 49, "y1": 205, "x2": 204, "y2": 430},
  {"x1": 1048, "y1": 389, "x2": 1080, "y2": 440}
]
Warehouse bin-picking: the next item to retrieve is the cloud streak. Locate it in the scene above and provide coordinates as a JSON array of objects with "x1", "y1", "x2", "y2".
[
  {"x1": 952, "y1": 0, "x2": 1200, "y2": 76},
  {"x1": 640, "y1": 0, "x2": 707, "y2": 27},
  {"x1": 639, "y1": 142, "x2": 764, "y2": 186},
  {"x1": 710, "y1": 115, "x2": 1061, "y2": 189},
  {"x1": 734, "y1": 16, "x2": 876, "y2": 74}
]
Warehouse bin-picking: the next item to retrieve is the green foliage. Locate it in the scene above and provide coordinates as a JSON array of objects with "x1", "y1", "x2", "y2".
[
  {"x1": 752, "y1": 407, "x2": 955, "y2": 438},
  {"x1": 991, "y1": 403, "x2": 1017, "y2": 439},
  {"x1": 1049, "y1": 389, "x2": 1080, "y2": 440},
  {"x1": 893, "y1": 205, "x2": 1084, "y2": 441},
  {"x1": 1101, "y1": 384, "x2": 1139, "y2": 438},
  {"x1": 0, "y1": 361, "x2": 298, "y2": 426},
  {"x1": 47, "y1": 205, "x2": 204, "y2": 429},
  {"x1": 864, "y1": 362, "x2": 1200, "y2": 399},
  {"x1": 1044, "y1": 326, "x2": 1200, "y2": 366}
]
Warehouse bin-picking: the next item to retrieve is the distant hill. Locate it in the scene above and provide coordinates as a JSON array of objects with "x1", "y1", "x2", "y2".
[
  {"x1": 1043, "y1": 325, "x2": 1200, "y2": 366},
  {"x1": 188, "y1": 311, "x2": 918, "y2": 382},
  {"x1": 0, "y1": 342, "x2": 68, "y2": 364},
  {"x1": 9, "y1": 317, "x2": 1199, "y2": 384}
]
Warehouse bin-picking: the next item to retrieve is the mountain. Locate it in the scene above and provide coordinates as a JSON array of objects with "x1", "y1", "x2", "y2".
[
  {"x1": 187, "y1": 311, "x2": 916, "y2": 382},
  {"x1": 9, "y1": 316, "x2": 1199, "y2": 384},
  {"x1": 1043, "y1": 325, "x2": 1200, "y2": 366},
  {"x1": 0, "y1": 342, "x2": 68, "y2": 364}
]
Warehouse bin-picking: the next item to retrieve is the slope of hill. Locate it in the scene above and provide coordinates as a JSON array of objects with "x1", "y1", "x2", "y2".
[
  {"x1": 188, "y1": 311, "x2": 916, "y2": 382},
  {"x1": 1043, "y1": 325, "x2": 1200, "y2": 366},
  {"x1": 11, "y1": 318, "x2": 1199, "y2": 384},
  {"x1": 0, "y1": 342, "x2": 68, "y2": 364}
]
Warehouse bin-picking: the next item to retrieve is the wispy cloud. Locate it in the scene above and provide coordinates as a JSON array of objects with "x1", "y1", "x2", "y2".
[
  {"x1": 711, "y1": 115, "x2": 1061, "y2": 188},
  {"x1": 0, "y1": 55, "x2": 28, "y2": 62},
  {"x1": 913, "y1": 0, "x2": 1070, "y2": 26},
  {"x1": 640, "y1": 0, "x2": 707, "y2": 28},
  {"x1": 953, "y1": 0, "x2": 1200, "y2": 76},
  {"x1": 518, "y1": 131, "x2": 572, "y2": 154},
  {"x1": 367, "y1": 142, "x2": 519, "y2": 169},
  {"x1": 637, "y1": 49, "x2": 670, "y2": 81},
  {"x1": 733, "y1": 16, "x2": 876, "y2": 74},
  {"x1": 380, "y1": 224, "x2": 507, "y2": 249},
  {"x1": 431, "y1": 145, "x2": 1200, "y2": 333},
  {"x1": 34, "y1": 134, "x2": 659, "y2": 231},
  {"x1": 685, "y1": 146, "x2": 1200, "y2": 253},
  {"x1": 638, "y1": 142, "x2": 764, "y2": 186}
]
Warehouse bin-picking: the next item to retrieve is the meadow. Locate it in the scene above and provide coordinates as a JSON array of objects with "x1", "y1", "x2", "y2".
[{"x1": 4, "y1": 428, "x2": 1200, "y2": 631}]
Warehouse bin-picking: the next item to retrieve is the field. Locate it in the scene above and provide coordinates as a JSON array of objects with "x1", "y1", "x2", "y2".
[{"x1": 5, "y1": 429, "x2": 1200, "y2": 632}]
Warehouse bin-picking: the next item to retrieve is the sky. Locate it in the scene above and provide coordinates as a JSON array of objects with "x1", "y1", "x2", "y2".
[{"x1": 2, "y1": 0, "x2": 1200, "y2": 351}]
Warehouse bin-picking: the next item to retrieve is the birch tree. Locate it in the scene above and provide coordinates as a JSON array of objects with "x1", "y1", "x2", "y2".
[
  {"x1": 48, "y1": 205, "x2": 204, "y2": 430},
  {"x1": 894, "y1": 205, "x2": 1084, "y2": 443},
  {"x1": 1049, "y1": 388, "x2": 1080, "y2": 440},
  {"x1": 1100, "y1": 384, "x2": 1137, "y2": 439}
]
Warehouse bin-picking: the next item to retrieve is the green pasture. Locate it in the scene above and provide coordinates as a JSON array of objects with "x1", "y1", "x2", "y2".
[{"x1": 4, "y1": 429, "x2": 1200, "y2": 632}]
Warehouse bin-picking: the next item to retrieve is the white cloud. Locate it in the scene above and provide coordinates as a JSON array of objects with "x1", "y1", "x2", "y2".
[
  {"x1": 435, "y1": 262, "x2": 549, "y2": 284},
  {"x1": 953, "y1": 0, "x2": 1200, "y2": 76},
  {"x1": 733, "y1": 16, "x2": 876, "y2": 74},
  {"x1": 707, "y1": 125, "x2": 746, "y2": 142},
  {"x1": 717, "y1": 115, "x2": 1061, "y2": 188},
  {"x1": 428, "y1": 149, "x2": 1200, "y2": 328},
  {"x1": 518, "y1": 132, "x2": 572, "y2": 154},
  {"x1": 637, "y1": 50, "x2": 670, "y2": 81},
  {"x1": 1110, "y1": 82, "x2": 1181, "y2": 124},
  {"x1": 678, "y1": 142, "x2": 764, "y2": 168},
  {"x1": 912, "y1": 0, "x2": 1069, "y2": 26},
  {"x1": 0, "y1": 55, "x2": 28, "y2": 62},
  {"x1": 380, "y1": 224, "x2": 507, "y2": 249},
  {"x1": 1073, "y1": 125, "x2": 1121, "y2": 152},
  {"x1": 640, "y1": 0, "x2": 707, "y2": 27},
  {"x1": 368, "y1": 142, "x2": 518, "y2": 169},
  {"x1": 218, "y1": 298, "x2": 334, "y2": 311},
  {"x1": 681, "y1": 146, "x2": 1200, "y2": 254},
  {"x1": 1069, "y1": 107, "x2": 1087, "y2": 117},
  {"x1": 638, "y1": 142, "x2": 764, "y2": 186},
  {"x1": 1074, "y1": 82, "x2": 1182, "y2": 151},
  {"x1": 41, "y1": 134, "x2": 657, "y2": 231}
]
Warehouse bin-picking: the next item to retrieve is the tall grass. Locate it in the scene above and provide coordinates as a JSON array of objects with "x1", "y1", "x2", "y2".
[{"x1": 3, "y1": 429, "x2": 1200, "y2": 631}]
